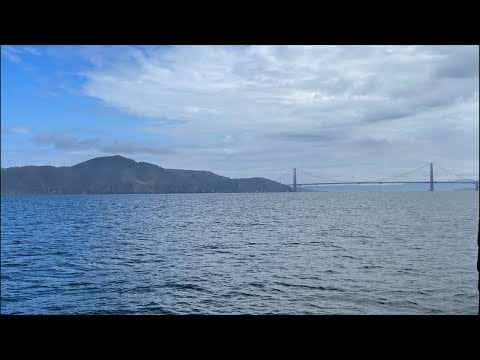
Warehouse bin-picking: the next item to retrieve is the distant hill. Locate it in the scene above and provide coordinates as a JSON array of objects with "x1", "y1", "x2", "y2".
[{"x1": 0, "y1": 155, "x2": 292, "y2": 194}]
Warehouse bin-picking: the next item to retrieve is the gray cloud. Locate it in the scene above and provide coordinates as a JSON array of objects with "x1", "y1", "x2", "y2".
[
  {"x1": 273, "y1": 130, "x2": 343, "y2": 142},
  {"x1": 32, "y1": 133, "x2": 100, "y2": 150},
  {"x1": 435, "y1": 46, "x2": 479, "y2": 79},
  {"x1": 354, "y1": 137, "x2": 391, "y2": 151},
  {"x1": 2, "y1": 125, "x2": 31, "y2": 135},
  {"x1": 99, "y1": 141, "x2": 172, "y2": 155},
  {"x1": 363, "y1": 108, "x2": 416, "y2": 123},
  {"x1": 31, "y1": 133, "x2": 171, "y2": 156}
]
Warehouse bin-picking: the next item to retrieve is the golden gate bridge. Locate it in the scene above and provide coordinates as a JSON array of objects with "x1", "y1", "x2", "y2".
[{"x1": 272, "y1": 163, "x2": 479, "y2": 191}]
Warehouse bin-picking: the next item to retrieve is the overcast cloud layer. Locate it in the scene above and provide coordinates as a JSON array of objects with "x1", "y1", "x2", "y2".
[{"x1": 2, "y1": 45, "x2": 479, "y2": 182}]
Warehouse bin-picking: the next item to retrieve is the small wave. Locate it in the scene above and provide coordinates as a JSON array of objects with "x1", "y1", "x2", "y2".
[
  {"x1": 163, "y1": 282, "x2": 209, "y2": 293},
  {"x1": 141, "y1": 302, "x2": 173, "y2": 314},
  {"x1": 3, "y1": 262, "x2": 26, "y2": 268},
  {"x1": 227, "y1": 291, "x2": 257, "y2": 297},
  {"x1": 249, "y1": 282, "x2": 266, "y2": 288},
  {"x1": 214, "y1": 250, "x2": 232, "y2": 254},
  {"x1": 50, "y1": 251, "x2": 69, "y2": 256},
  {"x1": 66, "y1": 281, "x2": 93, "y2": 287},
  {"x1": 341, "y1": 234, "x2": 375, "y2": 239},
  {"x1": 396, "y1": 269, "x2": 415, "y2": 274},
  {"x1": 324, "y1": 270, "x2": 338, "y2": 274},
  {"x1": 120, "y1": 285, "x2": 156, "y2": 294},
  {"x1": 83, "y1": 309, "x2": 138, "y2": 315},
  {"x1": 381, "y1": 299, "x2": 420, "y2": 307},
  {"x1": 333, "y1": 254, "x2": 359, "y2": 260},
  {"x1": 275, "y1": 281, "x2": 345, "y2": 292}
]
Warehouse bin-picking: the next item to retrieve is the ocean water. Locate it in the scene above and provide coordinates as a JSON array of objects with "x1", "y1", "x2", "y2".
[{"x1": 1, "y1": 192, "x2": 478, "y2": 314}]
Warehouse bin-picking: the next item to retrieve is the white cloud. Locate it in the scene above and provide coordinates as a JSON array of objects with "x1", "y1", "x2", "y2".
[
  {"x1": 2, "y1": 125, "x2": 31, "y2": 134},
  {"x1": 23, "y1": 46, "x2": 41, "y2": 56},
  {"x1": 1, "y1": 45, "x2": 42, "y2": 63},
  {"x1": 77, "y1": 45, "x2": 479, "y2": 180},
  {"x1": 1, "y1": 46, "x2": 22, "y2": 63}
]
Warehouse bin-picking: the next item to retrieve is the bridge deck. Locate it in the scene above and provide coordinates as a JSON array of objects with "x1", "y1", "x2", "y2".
[{"x1": 291, "y1": 181, "x2": 478, "y2": 186}]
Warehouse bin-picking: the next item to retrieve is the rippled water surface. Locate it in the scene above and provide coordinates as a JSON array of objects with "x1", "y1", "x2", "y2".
[{"x1": 1, "y1": 192, "x2": 478, "y2": 314}]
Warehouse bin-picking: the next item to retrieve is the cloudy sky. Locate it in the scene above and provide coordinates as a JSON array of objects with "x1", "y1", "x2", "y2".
[{"x1": 1, "y1": 45, "x2": 478, "y2": 183}]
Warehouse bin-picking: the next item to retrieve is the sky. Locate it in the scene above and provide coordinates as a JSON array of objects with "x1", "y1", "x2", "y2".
[{"x1": 1, "y1": 45, "x2": 478, "y2": 183}]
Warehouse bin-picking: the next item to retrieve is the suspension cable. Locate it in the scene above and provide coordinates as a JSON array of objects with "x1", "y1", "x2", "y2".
[
  {"x1": 433, "y1": 163, "x2": 477, "y2": 182},
  {"x1": 300, "y1": 169, "x2": 344, "y2": 183},
  {"x1": 272, "y1": 172, "x2": 292, "y2": 184},
  {"x1": 372, "y1": 163, "x2": 430, "y2": 182}
]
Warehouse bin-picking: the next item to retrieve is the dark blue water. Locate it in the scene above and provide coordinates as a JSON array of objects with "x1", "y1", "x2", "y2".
[{"x1": 1, "y1": 192, "x2": 478, "y2": 314}]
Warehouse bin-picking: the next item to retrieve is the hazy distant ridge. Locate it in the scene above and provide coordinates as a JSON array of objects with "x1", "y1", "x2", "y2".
[{"x1": 0, "y1": 155, "x2": 292, "y2": 194}]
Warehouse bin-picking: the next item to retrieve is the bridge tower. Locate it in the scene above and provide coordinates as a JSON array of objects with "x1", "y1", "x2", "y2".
[
  {"x1": 429, "y1": 163, "x2": 434, "y2": 191},
  {"x1": 293, "y1": 168, "x2": 297, "y2": 192}
]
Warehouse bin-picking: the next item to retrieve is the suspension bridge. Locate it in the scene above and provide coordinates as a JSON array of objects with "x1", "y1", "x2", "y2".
[{"x1": 271, "y1": 163, "x2": 479, "y2": 191}]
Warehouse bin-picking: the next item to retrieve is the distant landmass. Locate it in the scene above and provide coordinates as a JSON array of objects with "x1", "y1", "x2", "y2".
[{"x1": 1, "y1": 155, "x2": 292, "y2": 194}]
